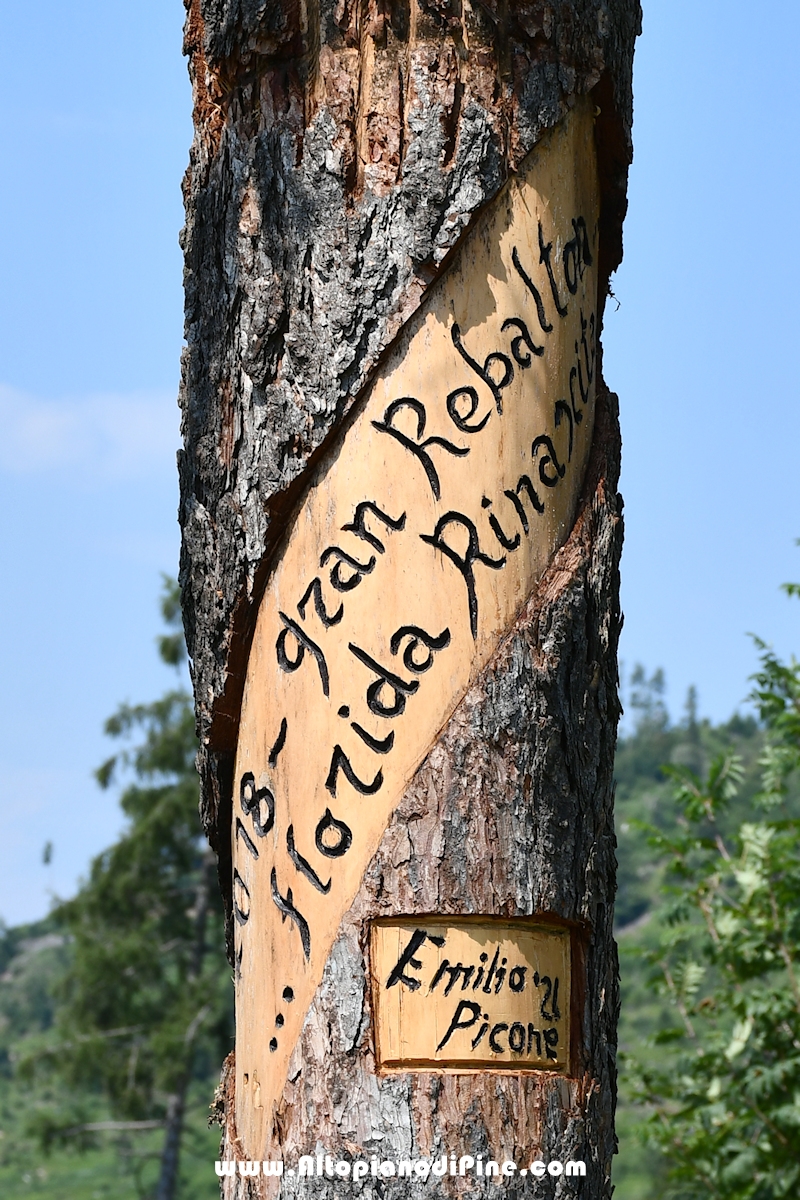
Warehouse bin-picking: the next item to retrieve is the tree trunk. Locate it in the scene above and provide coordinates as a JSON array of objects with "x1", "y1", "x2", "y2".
[
  {"x1": 179, "y1": 2, "x2": 638, "y2": 1196},
  {"x1": 155, "y1": 1079, "x2": 189, "y2": 1200},
  {"x1": 154, "y1": 849, "x2": 216, "y2": 1200}
]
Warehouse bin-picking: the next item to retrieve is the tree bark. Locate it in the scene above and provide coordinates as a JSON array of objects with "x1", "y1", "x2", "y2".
[{"x1": 179, "y1": 1, "x2": 638, "y2": 1195}]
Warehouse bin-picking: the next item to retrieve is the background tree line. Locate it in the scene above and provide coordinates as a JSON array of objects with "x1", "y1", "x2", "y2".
[
  {"x1": 0, "y1": 582, "x2": 233, "y2": 1200},
  {"x1": 0, "y1": 577, "x2": 797, "y2": 1199}
]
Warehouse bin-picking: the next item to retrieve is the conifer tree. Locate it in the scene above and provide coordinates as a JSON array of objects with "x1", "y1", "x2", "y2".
[{"x1": 27, "y1": 581, "x2": 233, "y2": 1200}]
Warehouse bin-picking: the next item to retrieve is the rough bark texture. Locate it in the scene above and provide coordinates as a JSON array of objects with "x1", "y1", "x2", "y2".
[{"x1": 179, "y1": 0, "x2": 637, "y2": 1193}]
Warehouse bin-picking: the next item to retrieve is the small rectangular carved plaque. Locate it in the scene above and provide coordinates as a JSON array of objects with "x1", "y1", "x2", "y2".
[{"x1": 371, "y1": 918, "x2": 571, "y2": 1071}]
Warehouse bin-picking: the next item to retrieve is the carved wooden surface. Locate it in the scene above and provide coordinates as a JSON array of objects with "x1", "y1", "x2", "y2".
[
  {"x1": 179, "y1": 0, "x2": 638, "y2": 1195},
  {"x1": 372, "y1": 918, "x2": 572, "y2": 1071}
]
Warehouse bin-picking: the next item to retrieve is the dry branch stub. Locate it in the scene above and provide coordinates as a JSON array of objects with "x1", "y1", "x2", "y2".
[{"x1": 180, "y1": 1, "x2": 636, "y2": 1194}]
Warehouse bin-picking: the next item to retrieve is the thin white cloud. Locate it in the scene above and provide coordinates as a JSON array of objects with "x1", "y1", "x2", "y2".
[{"x1": 0, "y1": 383, "x2": 180, "y2": 480}]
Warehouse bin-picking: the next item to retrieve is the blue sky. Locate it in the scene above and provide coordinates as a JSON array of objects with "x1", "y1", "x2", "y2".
[{"x1": 1, "y1": 0, "x2": 798, "y2": 926}]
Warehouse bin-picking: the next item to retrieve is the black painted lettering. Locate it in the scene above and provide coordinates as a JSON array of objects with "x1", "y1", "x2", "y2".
[
  {"x1": 569, "y1": 365, "x2": 583, "y2": 423},
  {"x1": 386, "y1": 928, "x2": 444, "y2": 991},
  {"x1": 514, "y1": 473, "x2": 545, "y2": 519},
  {"x1": 577, "y1": 309, "x2": 596, "y2": 390},
  {"x1": 481, "y1": 947, "x2": 501, "y2": 994},
  {"x1": 271, "y1": 868, "x2": 311, "y2": 959},
  {"x1": 576, "y1": 215, "x2": 594, "y2": 265},
  {"x1": 563, "y1": 237, "x2": 580, "y2": 295},
  {"x1": 240, "y1": 772, "x2": 275, "y2": 838},
  {"x1": 320, "y1": 545, "x2": 376, "y2": 593},
  {"x1": 527, "y1": 1024, "x2": 542, "y2": 1056},
  {"x1": 501, "y1": 316, "x2": 544, "y2": 365},
  {"x1": 342, "y1": 500, "x2": 407, "y2": 554},
  {"x1": 508, "y1": 1022, "x2": 526, "y2": 1054},
  {"x1": 567, "y1": 368, "x2": 584, "y2": 425},
  {"x1": 348, "y1": 642, "x2": 419, "y2": 718},
  {"x1": 297, "y1": 577, "x2": 344, "y2": 628},
  {"x1": 503, "y1": 488, "x2": 529, "y2": 534},
  {"x1": 446, "y1": 385, "x2": 491, "y2": 435},
  {"x1": 511, "y1": 245, "x2": 553, "y2": 334},
  {"x1": 429, "y1": 960, "x2": 476, "y2": 996},
  {"x1": 235, "y1": 816, "x2": 259, "y2": 860},
  {"x1": 531, "y1": 435, "x2": 565, "y2": 487},
  {"x1": 538, "y1": 221, "x2": 568, "y2": 318},
  {"x1": 471, "y1": 1020, "x2": 490, "y2": 1050},
  {"x1": 482, "y1": 496, "x2": 521, "y2": 551},
  {"x1": 233, "y1": 869, "x2": 251, "y2": 925},
  {"x1": 544, "y1": 1027, "x2": 559, "y2": 1060},
  {"x1": 540, "y1": 975, "x2": 554, "y2": 1019},
  {"x1": 428, "y1": 958, "x2": 450, "y2": 991},
  {"x1": 325, "y1": 744, "x2": 383, "y2": 796},
  {"x1": 489, "y1": 1022, "x2": 508, "y2": 1053},
  {"x1": 542, "y1": 975, "x2": 561, "y2": 1021},
  {"x1": 389, "y1": 624, "x2": 451, "y2": 674},
  {"x1": 576, "y1": 358, "x2": 590, "y2": 407},
  {"x1": 287, "y1": 824, "x2": 331, "y2": 894},
  {"x1": 563, "y1": 216, "x2": 593, "y2": 297},
  {"x1": 420, "y1": 512, "x2": 506, "y2": 639},
  {"x1": 372, "y1": 397, "x2": 468, "y2": 501},
  {"x1": 554, "y1": 399, "x2": 574, "y2": 461},
  {"x1": 436, "y1": 1000, "x2": 482, "y2": 1051},
  {"x1": 563, "y1": 220, "x2": 588, "y2": 295},
  {"x1": 508, "y1": 965, "x2": 527, "y2": 993},
  {"x1": 351, "y1": 722, "x2": 394, "y2": 754},
  {"x1": 451, "y1": 323, "x2": 513, "y2": 415},
  {"x1": 472, "y1": 953, "x2": 489, "y2": 991},
  {"x1": 268, "y1": 717, "x2": 288, "y2": 767},
  {"x1": 276, "y1": 612, "x2": 330, "y2": 697},
  {"x1": 315, "y1": 808, "x2": 353, "y2": 858}
]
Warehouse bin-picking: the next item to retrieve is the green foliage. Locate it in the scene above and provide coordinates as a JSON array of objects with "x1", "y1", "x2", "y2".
[
  {"x1": 0, "y1": 1076, "x2": 222, "y2": 1200},
  {"x1": 750, "y1": 639, "x2": 800, "y2": 811},
  {"x1": 0, "y1": 920, "x2": 69, "y2": 1068},
  {"x1": 614, "y1": 678, "x2": 764, "y2": 932},
  {"x1": 622, "y1": 595, "x2": 800, "y2": 1199},
  {"x1": 8, "y1": 580, "x2": 232, "y2": 1198},
  {"x1": 613, "y1": 686, "x2": 768, "y2": 1200}
]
